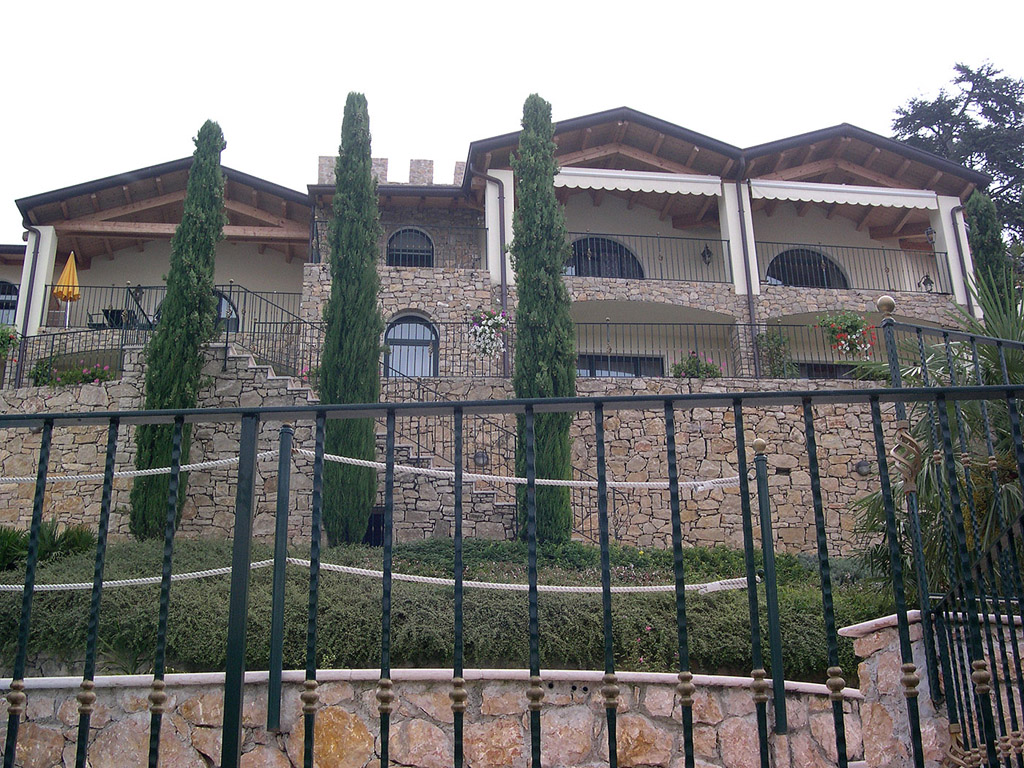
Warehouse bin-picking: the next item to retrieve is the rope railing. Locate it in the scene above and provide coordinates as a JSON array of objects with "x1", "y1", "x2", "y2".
[
  {"x1": 0, "y1": 446, "x2": 741, "y2": 492},
  {"x1": 0, "y1": 557, "x2": 752, "y2": 595}
]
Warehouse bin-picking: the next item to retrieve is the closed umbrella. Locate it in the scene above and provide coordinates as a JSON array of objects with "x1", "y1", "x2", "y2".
[{"x1": 53, "y1": 252, "x2": 81, "y2": 328}]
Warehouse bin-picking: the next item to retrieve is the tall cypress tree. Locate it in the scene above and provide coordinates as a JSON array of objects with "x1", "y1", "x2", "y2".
[
  {"x1": 966, "y1": 191, "x2": 1009, "y2": 279},
  {"x1": 320, "y1": 93, "x2": 383, "y2": 545},
  {"x1": 130, "y1": 121, "x2": 225, "y2": 539},
  {"x1": 510, "y1": 94, "x2": 576, "y2": 543}
]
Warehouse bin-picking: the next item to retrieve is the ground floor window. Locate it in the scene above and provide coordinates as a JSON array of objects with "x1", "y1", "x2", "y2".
[
  {"x1": 577, "y1": 353, "x2": 664, "y2": 378},
  {"x1": 0, "y1": 281, "x2": 17, "y2": 326},
  {"x1": 384, "y1": 316, "x2": 439, "y2": 377}
]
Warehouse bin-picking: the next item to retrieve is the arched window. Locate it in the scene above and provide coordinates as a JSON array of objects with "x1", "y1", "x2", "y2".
[
  {"x1": 384, "y1": 316, "x2": 439, "y2": 377},
  {"x1": 765, "y1": 249, "x2": 848, "y2": 289},
  {"x1": 386, "y1": 229, "x2": 434, "y2": 268},
  {"x1": 565, "y1": 237, "x2": 644, "y2": 279},
  {"x1": 0, "y1": 281, "x2": 17, "y2": 326}
]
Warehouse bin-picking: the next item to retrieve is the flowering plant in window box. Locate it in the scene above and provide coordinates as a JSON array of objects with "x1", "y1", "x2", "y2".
[
  {"x1": 671, "y1": 350, "x2": 722, "y2": 379},
  {"x1": 817, "y1": 310, "x2": 876, "y2": 358},
  {"x1": 468, "y1": 308, "x2": 510, "y2": 358}
]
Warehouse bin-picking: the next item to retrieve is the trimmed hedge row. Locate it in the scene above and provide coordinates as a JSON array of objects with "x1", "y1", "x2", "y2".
[{"x1": 0, "y1": 540, "x2": 891, "y2": 683}]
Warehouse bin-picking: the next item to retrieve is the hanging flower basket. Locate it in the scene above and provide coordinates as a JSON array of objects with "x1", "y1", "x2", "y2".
[
  {"x1": 817, "y1": 311, "x2": 876, "y2": 358},
  {"x1": 468, "y1": 309, "x2": 510, "y2": 358}
]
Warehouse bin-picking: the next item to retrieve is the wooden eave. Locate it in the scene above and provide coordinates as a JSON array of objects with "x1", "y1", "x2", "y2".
[
  {"x1": 17, "y1": 160, "x2": 310, "y2": 267},
  {"x1": 309, "y1": 184, "x2": 483, "y2": 213}
]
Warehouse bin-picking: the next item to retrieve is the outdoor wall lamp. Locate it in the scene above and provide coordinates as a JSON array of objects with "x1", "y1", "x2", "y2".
[
  {"x1": 474, "y1": 450, "x2": 489, "y2": 468},
  {"x1": 924, "y1": 226, "x2": 937, "y2": 245},
  {"x1": 700, "y1": 244, "x2": 713, "y2": 266},
  {"x1": 918, "y1": 274, "x2": 935, "y2": 292},
  {"x1": 855, "y1": 460, "x2": 872, "y2": 476}
]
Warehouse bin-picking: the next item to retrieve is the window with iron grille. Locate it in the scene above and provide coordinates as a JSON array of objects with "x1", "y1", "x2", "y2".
[{"x1": 386, "y1": 229, "x2": 434, "y2": 267}]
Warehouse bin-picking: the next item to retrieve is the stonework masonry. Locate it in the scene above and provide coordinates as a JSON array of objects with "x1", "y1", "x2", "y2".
[{"x1": 0, "y1": 673, "x2": 865, "y2": 768}]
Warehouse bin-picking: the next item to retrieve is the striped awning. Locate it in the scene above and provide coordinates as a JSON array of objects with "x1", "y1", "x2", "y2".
[
  {"x1": 749, "y1": 180, "x2": 938, "y2": 209},
  {"x1": 554, "y1": 167, "x2": 722, "y2": 197}
]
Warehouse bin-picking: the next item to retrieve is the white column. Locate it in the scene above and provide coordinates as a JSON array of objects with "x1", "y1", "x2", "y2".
[
  {"x1": 15, "y1": 226, "x2": 58, "y2": 338},
  {"x1": 718, "y1": 182, "x2": 758, "y2": 295},
  {"x1": 932, "y1": 195, "x2": 975, "y2": 313},
  {"x1": 484, "y1": 169, "x2": 515, "y2": 288}
]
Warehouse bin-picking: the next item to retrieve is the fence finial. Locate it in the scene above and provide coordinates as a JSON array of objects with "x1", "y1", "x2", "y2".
[
  {"x1": 876, "y1": 295, "x2": 896, "y2": 315},
  {"x1": 752, "y1": 438, "x2": 767, "y2": 455}
]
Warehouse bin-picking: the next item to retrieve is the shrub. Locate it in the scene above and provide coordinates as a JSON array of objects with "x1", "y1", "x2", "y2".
[
  {"x1": 29, "y1": 358, "x2": 117, "y2": 387},
  {"x1": 0, "y1": 526, "x2": 28, "y2": 571},
  {"x1": 0, "y1": 326, "x2": 18, "y2": 360},
  {"x1": 755, "y1": 332, "x2": 798, "y2": 378},
  {"x1": 671, "y1": 351, "x2": 723, "y2": 379}
]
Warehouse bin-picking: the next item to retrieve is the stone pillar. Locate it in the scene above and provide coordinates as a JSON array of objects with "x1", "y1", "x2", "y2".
[
  {"x1": 409, "y1": 160, "x2": 434, "y2": 185},
  {"x1": 15, "y1": 225, "x2": 58, "y2": 338},
  {"x1": 839, "y1": 612, "x2": 950, "y2": 767},
  {"x1": 371, "y1": 158, "x2": 389, "y2": 184}
]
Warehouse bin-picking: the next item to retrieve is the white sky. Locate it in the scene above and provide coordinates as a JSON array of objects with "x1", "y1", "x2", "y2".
[{"x1": 2, "y1": 0, "x2": 1023, "y2": 244}]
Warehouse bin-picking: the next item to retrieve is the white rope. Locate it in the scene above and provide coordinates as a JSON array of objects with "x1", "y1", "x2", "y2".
[
  {"x1": 0, "y1": 558, "x2": 751, "y2": 595},
  {"x1": 0, "y1": 451, "x2": 280, "y2": 485},
  {"x1": 294, "y1": 448, "x2": 739, "y2": 492}
]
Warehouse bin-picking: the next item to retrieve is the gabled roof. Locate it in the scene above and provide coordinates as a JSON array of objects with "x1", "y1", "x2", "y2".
[
  {"x1": 464, "y1": 106, "x2": 989, "y2": 199},
  {"x1": 16, "y1": 159, "x2": 311, "y2": 266}
]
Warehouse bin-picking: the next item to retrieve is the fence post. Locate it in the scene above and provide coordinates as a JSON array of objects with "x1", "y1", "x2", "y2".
[
  {"x1": 221, "y1": 412, "x2": 261, "y2": 768},
  {"x1": 267, "y1": 424, "x2": 294, "y2": 732},
  {"x1": 878, "y1": 295, "x2": 941, "y2": 704},
  {"x1": 753, "y1": 438, "x2": 787, "y2": 733}
]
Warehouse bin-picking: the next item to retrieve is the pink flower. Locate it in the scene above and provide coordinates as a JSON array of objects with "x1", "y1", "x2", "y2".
[{"x1": 103, "y1": 365, "x2": 110, "y2": 371}]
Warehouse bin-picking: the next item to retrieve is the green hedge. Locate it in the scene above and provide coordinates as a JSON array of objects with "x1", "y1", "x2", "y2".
[{"x1": 0, "y1": 540, "x2": 891, "y2": 683}]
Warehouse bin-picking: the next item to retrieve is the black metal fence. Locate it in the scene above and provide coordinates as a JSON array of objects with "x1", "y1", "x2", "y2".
[
  {"x1": 566, "y1": 232, "x2": 731, "y2": 284},
  {"x1": 2, "y1": 349, "x2": 1023, "y2": 765},
  {"x1": 756, "y1": 241, "x2": 952, "y2": 295},
  {"x1": 883, "y1": 316, "x2": 1024, "y2": 766}
]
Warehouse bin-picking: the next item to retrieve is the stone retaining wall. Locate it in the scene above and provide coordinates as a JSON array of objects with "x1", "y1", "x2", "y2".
[{"x1": 0, "y1": 671, "x2": 864, "y2": 768}]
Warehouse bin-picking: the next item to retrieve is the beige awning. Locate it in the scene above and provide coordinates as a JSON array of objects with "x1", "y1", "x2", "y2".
[
  {"x1": 554, "y1": 167, "x2": 722, "y2": 197},
  {"x1": 749, "y1": 180, "x2": 938, "y2": 209}
]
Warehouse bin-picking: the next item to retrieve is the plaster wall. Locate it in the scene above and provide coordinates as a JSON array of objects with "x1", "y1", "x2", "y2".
[{"x1": 44, "y1": 241, "x2": 305, "y2": 296}]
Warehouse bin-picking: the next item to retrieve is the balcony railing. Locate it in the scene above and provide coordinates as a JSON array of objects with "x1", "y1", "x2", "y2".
[
  {"x1": 755, "y1": 241, "x2": 951, "y2": 294},
  {"x1": 565, "y1": 232, "x2": 731, "y2": 283},
  {"x1": 310, "y1": 220, "x2": 488, "y2": 270},
  {"x1": 40, "y1": 284, "x2": 303, "y2": 333}
]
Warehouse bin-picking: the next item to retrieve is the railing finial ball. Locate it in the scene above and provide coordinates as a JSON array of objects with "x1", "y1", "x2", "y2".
[
  {"x1": 752, "y1": 438, "x2": 767, "y2": 455},
  {"x1": 876, "y1": 295, "x2": 896, "y2": 314}
]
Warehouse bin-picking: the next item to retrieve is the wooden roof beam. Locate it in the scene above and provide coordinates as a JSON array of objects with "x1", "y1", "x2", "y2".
[
  {"x1": 74, "y1": 190, "x2": 186, "y2": 223},
  {"x1": 870, "y1": 221, "x2": 931, "y2": 240},
  {"x1": 614, "y1": 121, "x2": 629, "y2": 143},
  {"x1": 651, "y1": 133, "x2": 665, "y2": 156},
  {"x1": 759, "y1": 157, "x2": 838, "y2": 181},
  {"x1": 825, "y1": 203, "x2": 840, "y2": 220},
  {"x1": 835, "y1": 160, "x2": 902, "y2": 188},
  {"x1": 658, "y1": 196, "x2": 674, "y2": 221},
  {"x1": 589, "y1": 189, "x2": 604, "y2": 207},
  {"x1": 155, "y1": 176, "x2": 165, "y2": 195},
  {"x1": 696, "y1": 196, "x2": 715, "y2": 222},
  {"x1": 764, "y1": 200, "x2": 778, "y2": 218},
  {"x1": 771, "y1": 150, "x2": 788, "y2": 174},
  {"x1": 55, "y1": 220, "x2": 307, "y2": 242},
  {"x1": 862, "y1": 147, "x2": 881, "y2": 170},
  {"x1": 627, "y1": 191, "x2": 640, "y2": 210},
  {"x1": 684, "y1": 145, "x2": 699, "y2": 167},
  {"x1": 796, "y1": 201, "x2": 813, "y2": 217},
  {"x1": 122, "y1": 186, "x2": 132, "y2": 205},
  {"x1": 59, "y1": 201, "x2": 70, "y2": 219},
  {"x1": 894, "y1": 158, "x2": 912, "y2": 180},
  {"x1": 581, "y1": 127, "x2": 594, "y2": 150},
  {"x1": 856, "y1": 206, "x2": 877, "y2": 232}
]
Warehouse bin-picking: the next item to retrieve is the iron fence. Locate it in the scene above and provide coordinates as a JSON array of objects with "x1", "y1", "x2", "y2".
[
  {"x1": 566, "y1": 232, "x2": 731, "y2": 284},
  {"x1": 3, "y1": 375, "x2": 1019, "y2": 766},
  {"x1": 755, "y1": 241, "x2": 952, "y2": 295}
]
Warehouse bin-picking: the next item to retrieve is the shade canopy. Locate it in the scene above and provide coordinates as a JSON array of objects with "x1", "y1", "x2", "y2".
[{"x1": 53, "y1": 252, "x2": 81, "y2": 302}]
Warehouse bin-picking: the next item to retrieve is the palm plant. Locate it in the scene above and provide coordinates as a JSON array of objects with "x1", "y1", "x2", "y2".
[{"x1": 854, "y1": 270, "x2": 1024, "y2": 594}]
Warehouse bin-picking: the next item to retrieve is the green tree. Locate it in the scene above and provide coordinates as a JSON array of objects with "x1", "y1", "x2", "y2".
[
  {"x1": 965, "y1": 191, "x2": 1009, "y2": 278},
  {"x1": 130, "y1": 121, "x2": 225, "y2": 539},
  {"x1": 892, "y1": 62, "x2": 1024, "y2": 241},
  {"x1": 320, "y1": 93, "x2": 383, "y2": 545},
  {"x1": 510, "y1": 94, "x2": 576, "y2": 543}
]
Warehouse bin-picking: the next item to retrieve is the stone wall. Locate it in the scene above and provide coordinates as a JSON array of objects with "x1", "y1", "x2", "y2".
[
  {"x1": 840, "y1": 614, "x2": 950, "y2": 767},
  {"x1": 754, "y1": 286, "x2": 959, "y2": 326},
  {"x1": 0, "y1": 349, "x2": 892, "y2": 555},
  {"x1": 0, "y1": 671, "x2": 864, "y2": 768}
]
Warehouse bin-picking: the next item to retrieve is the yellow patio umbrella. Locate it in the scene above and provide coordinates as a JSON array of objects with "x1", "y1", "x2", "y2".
[{"x1": 53, "y1": 252, "x2": 81, "y2": 328}]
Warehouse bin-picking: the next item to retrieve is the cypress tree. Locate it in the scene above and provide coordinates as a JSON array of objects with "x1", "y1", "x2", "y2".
[
  {"x1": 510, "y1": 94, "x2": 576, "y2": 543},
  {"x1": 130, "y1": 121, "x2": 225, "y2": 539},
  {"x1": 966, "y1": 191, "x2": 1009, "y2": 279},
  {"x1": 320, "y1": 93, "x2": 383, "y2": 545}
]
